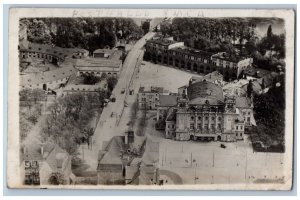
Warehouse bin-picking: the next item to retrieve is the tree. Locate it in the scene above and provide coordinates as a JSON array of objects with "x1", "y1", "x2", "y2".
[
  {"x1": 267, "y1": 25, "x2": 273, "y2": 39},
  {"x1": 142, "y1": 21, "x2": 150, "y2": 34},
  {"x1": 247, "y1": 80, "x2": 253, "y2": 98},
  {"x1": 31, "y1": 89, "x2": 46, "y2": 104},
  {"x1": 107, "y1": 76, "x2": 118, "y2": 92},
  {"x1": 82, "y1": 73, "x2": 101, "y2": 85}
]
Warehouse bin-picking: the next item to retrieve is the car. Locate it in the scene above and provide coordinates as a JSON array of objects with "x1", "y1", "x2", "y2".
[
  {"x1": 220, "y1": 144, "x2": 226, "y2": 148},
  {"x1": 121, "y1": 88, "x2": 125, "y2": 94}
]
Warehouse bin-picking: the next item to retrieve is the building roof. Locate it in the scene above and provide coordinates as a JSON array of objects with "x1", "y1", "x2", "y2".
[
  {"x1": 244, "y1": 65, "x2": 272, "y2": 78},
  {"x1": 159, "y1": 95, "x2": 177, "y2": 107},
  {"x1": 171, "y1": 46, "x2": 213, "y2": 59},
  {"x1": 93, "y1": 49, "x2": 114, "y2": 54},
  {"x1": 75, "y1": 58, "x2": 122, "y2": 69},
  {"x1": 138, "y1": 86, "x2": 165, "y2": 94},
  {"x1": 23, "y1": 141, "x2": 69, "y2": 171},
  {"x1": 93, "y1": 49, "x2": 123, "y2": 60},
  {"x1": 211, "y1": 52, "x2": 246, "y2": 63},
  {"x1": 235, "y1": 97, "x2": 252, "y2": 108},
  {"x1": 166, "y1": 108, "x2": 177, "y2": 121},
  {"x1": 190, "y1": 71, "x2": 223, "y2": 85},
  {"x1": 141, "y1": 139, "x2": 159, "y2": 166},
  {"x1": 19, "y1": 41, "x2": 88, "y2": 59},
  {"x1": 187, "y1": 80, "x2": 224, "y2": 105},
  {"x1": 147, "y1": 39, "x2": 178, "y2": 46},
  {"x1": 20, "y1": 66, "x2": 77, "y2": 86},
  {"x1": 98, "y1": 136, "x2": 127, "y2": 165},
  {"x1": 63, "y1": 84, "x2": 103, "y2": 92}
]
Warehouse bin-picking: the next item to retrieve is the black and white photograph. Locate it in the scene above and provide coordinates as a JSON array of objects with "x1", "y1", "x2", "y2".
[{"x1": 6, "y1": 8, "x2": 295, "y2": 190}]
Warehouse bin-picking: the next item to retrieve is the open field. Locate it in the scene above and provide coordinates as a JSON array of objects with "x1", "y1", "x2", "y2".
[{"x1": 137, "y1": 61, "x2": 203, "y2": 93}]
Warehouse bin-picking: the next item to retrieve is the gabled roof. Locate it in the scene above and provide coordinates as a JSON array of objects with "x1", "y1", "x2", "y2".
[
  {"x1": 98, "y1": 136, "x2": 127, "y2": 165},
  {"x1": 235, "y1": 97, "x2": 252, "y2": 108},
  {"x1": 166, "y1": 108, "x2": 177, "y2": 121},
  {"x1": 141, "y1": 139, "x2": 159, "y2": 166}
]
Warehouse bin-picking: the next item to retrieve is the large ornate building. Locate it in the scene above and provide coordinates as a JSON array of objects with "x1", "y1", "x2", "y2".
[
  {"x1": 157, "y1": 79, "x2": 254, "y2": 142},
  {"x1": 144, "y1": 39, "x2": 253, "y2": 81}
]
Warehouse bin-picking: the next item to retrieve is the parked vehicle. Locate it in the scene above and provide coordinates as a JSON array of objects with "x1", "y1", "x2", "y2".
[
  {"x1": 121, "y1": 88, "x2": 125, "y2": 94},
  {"x1": 220, "y1": 144, "x2": 226, "y2": 148}
]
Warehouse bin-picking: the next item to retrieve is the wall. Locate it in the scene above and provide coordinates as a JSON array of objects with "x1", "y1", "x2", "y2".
[
  {"x1": 21, "y1": 77, "x2": 69, "y2": 91},
  {"x1": 97, "y1": 164, "x2": 124, "y2": 184}
]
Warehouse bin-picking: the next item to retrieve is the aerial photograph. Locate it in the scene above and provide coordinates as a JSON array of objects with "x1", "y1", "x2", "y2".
[{"x1": 17, "y1": 16, "x2": 287, "y2": 187}]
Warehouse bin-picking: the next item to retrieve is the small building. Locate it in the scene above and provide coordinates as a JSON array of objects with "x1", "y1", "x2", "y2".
[
  {"x1": 20, "y1": 66, "x2": 77, "y2": 90},
  {"x1": 97, "y1": 134, "x2": 146, "y2": 185},
  {"x1": 75, "y1": 55, "x2": 122, "y2": 77},
  {"x1": 235, "y1": 96, "x2": 256, "y2": 127},
  {"x1": 137, "y1": 86, "x2": 170, "y2": 110},
  {"x1": 138, "y1": 139, "x2": 160, "y2": 185},
  {"x1": 92, "y1": 49, "x2": 121, "y2": 59},
  {"x1": 21, "y1": 141, "x2": 74, "y2": 185},
  {"x1": 211, "y1": 52, "x2": 253, "y2": 81}
]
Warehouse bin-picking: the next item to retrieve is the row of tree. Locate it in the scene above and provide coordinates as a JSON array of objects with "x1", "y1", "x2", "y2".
[
  {"x1": 159, "y1": 18, "x2": 286, "y2": 72},
  {"x1": 21, "y1": 18, "x2": 143, "y2": 53},
  {"x1": 41, "y1": 92, "x2": 106, "y2": 155}
]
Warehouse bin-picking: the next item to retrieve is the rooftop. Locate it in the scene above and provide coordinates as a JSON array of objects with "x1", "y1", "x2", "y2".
[
  {"x1": 211, "y1": 52, "x2": 245, "y2": 63},
  {"x1": 20, "y1": 66, "x2": 77, "y2": 86},
  {"x1": 19, "y1": 41, "x2": 89, "y2": 59},
  {"x1": 63, "y1": 84, "x2": 103, "y2": 92},
  {"x1": 147, "y1": 39, "x2": 178, "y2": 46},
  {"x1": 171, "y1": 46, "x2": 213, "y2": 59},
  {"x1": 23, "y1": 141, "x2": 69, "y2": 171},
  {"x1": 187, "y1": 80, "x2": 224, "y2": 105},
  {"x1": 93, "y1": 49, "x2": 123, "y2": 60},
  {"x1": 98, "y1": 136, "x2": 127, "y2": 165},
  {"x1": 75, "y1": 58, "x2": 122, "y2": 69},
  {"x1": 190, "y1": 71, "x2": 223, "y2": 84},
  {"x1": 159, "y1": 95, "x2": 177, "y2": 107},
  {"x1": 138, "y1": 86, "x2": 165, "y2": 94},
  {"x1": 141, "y1": 139, "x2": 159, "y2": 166},
  {"x1": 235, "y1": 96, "x2": 252, "y2": 108}
]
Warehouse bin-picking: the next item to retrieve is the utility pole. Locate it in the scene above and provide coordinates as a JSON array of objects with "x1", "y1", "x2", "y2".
[
  {"x1": 82, "y1": 144, "x2": 85, "y2": 161},
  {"x1": 213, "y1": 151, "x2": 215, "y2": 168},
  {"x1": 245, "y1": 150, "x2": 248, "y2": 182}
]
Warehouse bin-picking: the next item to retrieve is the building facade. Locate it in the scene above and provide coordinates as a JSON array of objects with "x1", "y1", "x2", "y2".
[
  {"x1": 144, "y1": 39, "x2": 253, "y2": 81},
  {"x1": 157, "y1": 80, "x2": 251, "y2": 142},
  {"x1": 137, "y1": 86, "x2": 170, "y2": 110}
]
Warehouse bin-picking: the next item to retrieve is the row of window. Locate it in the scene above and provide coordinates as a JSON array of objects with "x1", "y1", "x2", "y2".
[
  {"x1": 190, "y1": 116, "x2": 222, "y2": 121},
  {"x1": 235, "y1": 125, "x2": 244, "y2": 130},
  {"x1": 190, "y1": 123, "x2": 222, "y2": 130}
]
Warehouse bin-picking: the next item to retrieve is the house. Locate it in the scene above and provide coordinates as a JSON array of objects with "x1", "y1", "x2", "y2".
[
  {"x1": 137, "y1": 86, "x2": 170, "y2": 110},
  {"x1": 75, "y1": 56, "x2": 122, "y2": 77},
  {"x1": 21, "y1": 141, "x2": 74, "y2": 185},
  {"x1": 97, "y1": 133, "x2": 146, "y2": 185}
]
